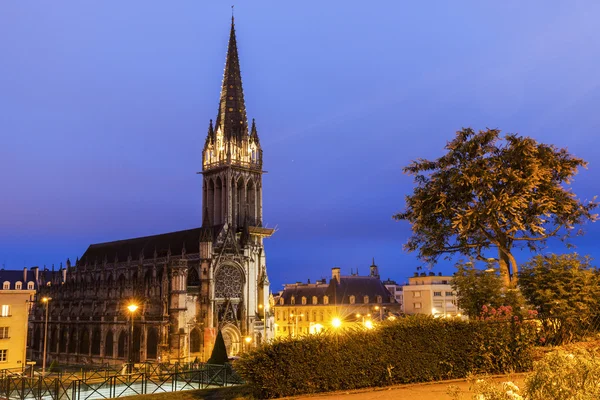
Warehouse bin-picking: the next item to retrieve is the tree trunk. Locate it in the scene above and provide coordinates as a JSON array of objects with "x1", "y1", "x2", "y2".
[{"x1": 497, "y1": 247, "x2": 511, "y2": 288}]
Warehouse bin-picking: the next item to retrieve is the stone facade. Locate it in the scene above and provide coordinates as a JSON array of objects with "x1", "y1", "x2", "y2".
[{"x1": 29, "y1": 17, "x2": 274, "y2": 366}]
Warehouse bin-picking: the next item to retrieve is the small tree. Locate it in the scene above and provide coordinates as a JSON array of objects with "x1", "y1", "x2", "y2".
[
  {"x1": 207, "y1": 330, "x2": 229, "y2": 365},
  {"x1": 395, "y1": 128, "x2": 597, "y2": 287},
  {"x1": 452, "y1": 260, "x2": 505, "y2": 318},
  {"x1": 519, "y1": 253, "x2": 600, "y2": 320}
]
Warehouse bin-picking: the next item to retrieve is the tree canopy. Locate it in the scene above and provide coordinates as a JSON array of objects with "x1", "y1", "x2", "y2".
[{"x1": 395, "y1": 128, "x2": 597, "y2": 287}]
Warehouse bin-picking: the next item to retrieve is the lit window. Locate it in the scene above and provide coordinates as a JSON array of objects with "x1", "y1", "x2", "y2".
[
  {"x1": 276, "y1": 311, "x2": 280, "y2": 321},
  {"x1": 0, "y1": 349, "x2": 6, "y2": 362},
  {"x1": 27, "y1": 282, "x2": 34, "y2": 290},
  {"x1": 15, "y1": 282, "x2": 22, "y2": 290},
  {"x1": 0, "y1": 328, "x2": 8, "y2": 339},
  {"x1": 414, "y1": 303, "x2": 422, "y2": 309},
  {"x1": 376, "y1": 296, "x2": 382, "y2": 304},
  {"x1": 413, "y1": 292, "x2": 421, "y2": 298},
  {"x1": 323, "y1": 296, "x2": 329, "y2": 305},
  {"x1": 349, "y1": 295, "x2": 355, "y2": 305},
  {"x1": 434, "y1": 292, "x2": 442, "y2": 297},
  {"x1": 301, "y1": 296, "x2": 307, "y2": 305},
  {"x1": 364, "y1": 296, "x2": 369, "y2": 304},
  {"x1": 279, "y1": 298, "x2": 284, "y2": 305},
  {"x1": 446, "y1": 292, "x2": 454, "y2": 296},
  {"x1": 2, "y1": 282, "x2": 9, "y2": 290},
  {"x1": 290, "y1": 296, "x2": 295, "y2": 305},
  {"x1": 312, "y1": 296, "x2": 318, "y2": 305},
  {"x1": 1, "y1": 306, "x2": 10, "y2": 317}
]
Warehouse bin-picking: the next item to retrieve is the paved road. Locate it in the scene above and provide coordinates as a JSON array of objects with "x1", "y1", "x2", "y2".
[{"x1": 286, "y1": 374, "x2": 528, "y2": 400}]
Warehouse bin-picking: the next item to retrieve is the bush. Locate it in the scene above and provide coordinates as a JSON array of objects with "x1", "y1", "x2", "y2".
[
  {"x1": 525, "y1": 350, "x2": 600, "y2": 399},
  {"x1": 235, "y1": 316, "x2": 536, "y2": 398},
  {"x1": 452, "y1": 349, "x2": 600, "y2": 400}
]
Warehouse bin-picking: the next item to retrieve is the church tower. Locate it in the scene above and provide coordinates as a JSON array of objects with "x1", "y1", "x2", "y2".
[{"x1": 199, "y1": 17, "x2": 274, "y2": 358}]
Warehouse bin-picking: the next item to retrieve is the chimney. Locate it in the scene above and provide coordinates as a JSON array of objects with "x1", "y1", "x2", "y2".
[
  {"x1": 23, "y1": 267, "x2": 27, "y2": 284},
  {"x1": 331, "y1": 267, "x2": 340, "y2": 282}
]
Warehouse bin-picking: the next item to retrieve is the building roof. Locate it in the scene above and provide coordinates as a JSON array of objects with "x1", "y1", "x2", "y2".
[
  {"x1": 79, "y1": 226, "x2": 217, "y2": 264},
  {"x1": 278, "y1": 275, "x2": 395, "y2": 306},
  {"x1": 327, "y1": 276, "x2": 393, "y2": 304}
]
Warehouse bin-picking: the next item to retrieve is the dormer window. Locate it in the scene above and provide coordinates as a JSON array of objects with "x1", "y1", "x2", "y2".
[
  {"x1": 2, "y1": 282, "x2": 9, "y2": 290},
  {"x1": 15, "y1": 282, "x2": 22, "y2": 290},
  {"x1": 376, "y1": 295, "x2": 383, "y2": 304},
  {"x1": 364, "y1": 296, "x2": 369, "y2": 304},
  {"x1": 349, "y1": 295, "x2": 356, "y2": 305},
  {"x1": 312, "y1": 296, "x2": 318, "y2": 305},
  {"x1": 301, "y1": 296, "x2": 307, "y2": 305},
  {"x1": 27, "y1": 282, "x2": 34, "y2": 290},
  {"x1": 279, "y1": 298, "x2": 284, "y2": 305},
  {"x1": 323, "y1": 296, "x2": 329, "y2": 305},
  {"x1": 290, "y1": 296, "x2": 295, "y2": 305}
]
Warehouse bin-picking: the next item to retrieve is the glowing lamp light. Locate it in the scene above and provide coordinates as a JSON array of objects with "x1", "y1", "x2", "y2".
[
  {"x1": 364, "y1": 320, "x2": 374, "y2": 329},
  {"x1": 127, "y1": 304, "x2": 139, "y2": 313},
  {"x1": 42, "y1": 297, "x2": 52, "y2": 303},
  {"x1": 244, "y1": 336, "x2": 252, "y2": 344},
  {"x1": 311, "y1": 324, "x2": 323, "y2": 334},
  {"x1": 331, "y1": 317, "x2": 342, "y2": 328}
]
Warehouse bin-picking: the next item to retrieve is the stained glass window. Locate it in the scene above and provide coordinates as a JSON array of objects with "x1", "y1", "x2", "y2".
[{"x1": 214, "y1": 265, "x2": 244, "y2": 298}]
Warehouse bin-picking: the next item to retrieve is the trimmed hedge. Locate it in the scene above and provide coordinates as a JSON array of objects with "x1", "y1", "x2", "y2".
[{"x1": 235, "y1": 316, "x2": 536, "y2": 398}]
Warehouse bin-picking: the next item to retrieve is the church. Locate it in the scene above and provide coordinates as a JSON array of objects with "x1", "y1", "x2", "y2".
[{"x1": 30, "y1": 17, "x2": 274, "y2": 364}]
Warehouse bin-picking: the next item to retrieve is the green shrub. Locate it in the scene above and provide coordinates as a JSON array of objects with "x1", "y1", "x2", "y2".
[
  {"x1": 235, "y1": 316, "x2": 536, "y2": 398},
  {"x1": 525, "y1": 349, "x2": 600, "y2": 399}
]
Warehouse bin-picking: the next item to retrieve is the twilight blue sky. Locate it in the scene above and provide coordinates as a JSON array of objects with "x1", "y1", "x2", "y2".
[{"x1": 1, "y1": 2, "x2": 599, "y2": 290}]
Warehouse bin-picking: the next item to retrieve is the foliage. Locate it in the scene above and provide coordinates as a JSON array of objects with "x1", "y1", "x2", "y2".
[
  {"x1": 394, "y1": 128, "x2": 597, "y2": 287},
  {"x1": 207, "y1": 330, "x2": 229, "y2": 365},
  {"x1": 525, "y1": 350, "x2": 600, "y2": 400},
  {"x1": 449, "y1": 378, "x2": 524, "y2": 400},
  {"x1": 519, "y1": 253, "x2": 600, "y2": 344},
  {"x1": 235, "y1": 316, "x2": 536, "y2": 398},
  {"x1": 459, "y1": 350, "x2": 600, "y2": 400},
  {"x1": 453, "y1": 261, "x2": 506, "y2": 318}
]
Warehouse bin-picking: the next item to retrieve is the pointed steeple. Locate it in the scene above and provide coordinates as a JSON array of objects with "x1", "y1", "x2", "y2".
[
  {"x1": 215, "y1": 16, "x2": 248, "y2": 142},
  {"x1": 205, "y1": 119, "x2": 214, "y2": 146},
  {"x1": 250, "y1": 118, "x2": 260, "y2": 144}
]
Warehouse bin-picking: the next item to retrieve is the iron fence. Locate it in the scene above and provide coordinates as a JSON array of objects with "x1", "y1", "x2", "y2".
[{"x1": 0, "y1": 363, "x2": 242, "y2": 400}]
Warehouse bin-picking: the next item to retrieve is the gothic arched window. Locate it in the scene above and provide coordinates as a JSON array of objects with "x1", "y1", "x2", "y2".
[
  {"x1": 214, "y1": 265, "x2": 244, "y2": 299},
  {"x1": 187, "y1": 267, "x2": 200, "y2": 287}
]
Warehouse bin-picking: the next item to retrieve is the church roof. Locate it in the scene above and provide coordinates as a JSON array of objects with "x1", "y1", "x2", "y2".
[
  {"x1": 215, "y1": 16, "x2": 248, "y2": 142},
  {"x1": 79, "y1": 227, "x2": 218, "y2": 264}
]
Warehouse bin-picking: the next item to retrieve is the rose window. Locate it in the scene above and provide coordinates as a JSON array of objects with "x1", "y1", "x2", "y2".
[{"x1": 214, "y1": 265, "x2": 244, "y2": 298}]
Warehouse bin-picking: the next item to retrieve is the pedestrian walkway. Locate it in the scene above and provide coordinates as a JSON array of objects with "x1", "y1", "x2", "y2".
[{"x1": 286, "y1": 374, "x2": 528, "y2": 400}]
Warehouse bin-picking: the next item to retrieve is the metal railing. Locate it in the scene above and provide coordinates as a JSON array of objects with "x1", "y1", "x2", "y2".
[{"x1": 0, "y1": 363, "x2": 242, "y2": 400}]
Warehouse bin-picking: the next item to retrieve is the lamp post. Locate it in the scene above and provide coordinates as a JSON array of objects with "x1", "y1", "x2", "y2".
[
  {"x1": 41, "y1": 297, "x2": 52, "y2": 376},
  {"x1": 127, "y1": 304, "x2": 138, "y2": 374},
  {"x1": 244, "y1": 336, "x2": 252, "y2": 352}
]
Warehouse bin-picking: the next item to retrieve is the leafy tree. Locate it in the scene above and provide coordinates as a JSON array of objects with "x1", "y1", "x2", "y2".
[
  {"x1": 207, "y1": 330, "x2": 229, "y2": 365},
  {"x1": 395, "y1": 128, "x2": 597, "y2": 287},
  {"x1": 452, "y1": 260, "x2": 505, "y2": 318},
  {"x1": 519, "y1": 253, "x2": 600, "y2": 321}
]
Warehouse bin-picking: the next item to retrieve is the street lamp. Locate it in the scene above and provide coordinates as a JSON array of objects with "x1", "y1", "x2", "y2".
[
  {"x1": 244, "y1": 336, "x2": 252, "y2": 352},
  {"x1": 41, "y1": 297, "x2": 52, "y2": 376},
  {"x1": 127, "y1": 303, "x2": 138, "y2": 374},
  {"x1": 331, "y1": 317, "x2": 342, "y2": 329}
]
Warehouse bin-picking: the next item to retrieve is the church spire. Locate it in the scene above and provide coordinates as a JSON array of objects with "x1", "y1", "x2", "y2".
[{"x1": 215, "y1": 16, "x2": 248, "y2": 142}]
